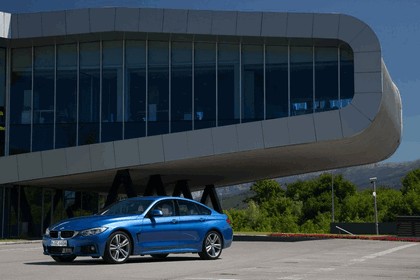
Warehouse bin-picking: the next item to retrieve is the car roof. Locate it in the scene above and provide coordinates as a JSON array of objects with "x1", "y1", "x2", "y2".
[{"x1": 125, "y1": 196, "x2": 198, "y2": 203}]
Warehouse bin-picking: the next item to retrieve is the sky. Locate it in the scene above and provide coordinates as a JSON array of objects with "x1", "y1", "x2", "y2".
[{"x1": 1, "y1": 0, "x2": 419, "y2": 163}]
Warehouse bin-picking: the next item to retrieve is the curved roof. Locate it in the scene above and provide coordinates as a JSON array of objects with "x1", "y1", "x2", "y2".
[{"x1": 0, "y1": 8, "x2": 402, "y2": 193}]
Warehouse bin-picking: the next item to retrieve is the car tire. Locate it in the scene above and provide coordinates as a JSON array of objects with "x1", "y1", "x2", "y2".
[
  {"x1": 103, "y1": 231, "x2": 131, "y2": 264},
  {"x1": 51, "y1": 255, "x2": 76, "y2": 263},
  {"x1": 150, "y1": 254, "x2": 169, "y2": 259},
  {"x1": 198, "y1": 231, "x2": 223, "y2": 260}
]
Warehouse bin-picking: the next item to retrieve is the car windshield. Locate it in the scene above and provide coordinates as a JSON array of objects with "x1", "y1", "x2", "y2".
[{"x1": 100, "y1": 199, "x2": 154, "y2": 215}]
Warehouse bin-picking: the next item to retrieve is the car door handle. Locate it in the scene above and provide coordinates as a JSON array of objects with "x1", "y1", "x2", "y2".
[
  {"x1": 200, "y1": 218, "x2": 205, "y2": 222},
  {"x1": 171, "y1": 219, "x2": 178, "y2": 224}
]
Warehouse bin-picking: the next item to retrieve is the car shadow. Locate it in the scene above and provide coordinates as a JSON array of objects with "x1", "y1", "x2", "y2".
[{"x1": 25, "y1": 255, "x2": 205, "y2": 266}]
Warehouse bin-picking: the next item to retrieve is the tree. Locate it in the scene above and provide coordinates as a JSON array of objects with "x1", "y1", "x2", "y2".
[
  {"x1": 286, "y1": 173, "x2": 356, "y2": 222},
  {"x1": 247, "y1": 179, "x2": 284, "y2": 204},
  {"x1": 339, "y1": 190, "x2": 373, "y2": 222},
  {"x1": 401, "y1": 169, "x2": 420, "y2": 194}
]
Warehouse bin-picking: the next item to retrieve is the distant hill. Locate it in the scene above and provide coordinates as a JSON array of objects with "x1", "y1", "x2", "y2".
[
  {"x1": 280, "y1": 159, "x2": 420, "y2": 189},
  {"x1": 218, "y1": 159, "x2": 420, "y2": 209}
]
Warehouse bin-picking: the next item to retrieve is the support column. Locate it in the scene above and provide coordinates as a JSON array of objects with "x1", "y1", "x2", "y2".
[
  {"x1": 104, "y1": 169, "x2": 137, "y2": 207},
  {"x1": 200, "y1": 184, "x2": 222, "y2": 213},
  {"x1": 144, "y1": 174, "x2": 166, "y2": 196},
  {"x1": 172, "y1": 180, "x2": 192, "y2": 199}
]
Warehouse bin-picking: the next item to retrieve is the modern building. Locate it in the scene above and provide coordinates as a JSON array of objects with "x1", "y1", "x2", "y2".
[{"x1": 0, "y1": 7, "x2": 401, "y2": 237}]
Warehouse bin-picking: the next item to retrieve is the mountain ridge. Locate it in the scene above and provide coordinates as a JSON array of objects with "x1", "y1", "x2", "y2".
[{"x1": 218, "y1": 159, "x2": 420, "y2": 209}]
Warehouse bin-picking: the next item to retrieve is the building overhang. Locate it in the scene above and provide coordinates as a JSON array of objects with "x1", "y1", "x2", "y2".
[{"x1": 0, "y1": 8, "x2": 402, "y2": 192}]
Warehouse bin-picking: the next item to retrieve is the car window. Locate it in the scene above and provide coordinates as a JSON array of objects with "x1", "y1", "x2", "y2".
[
  {"x1": 196, "y1": 203, "x2": 211, "y2": 215},
  {"x1": 152, "y1": 200, "x2": 175, "y2": 217},
  {"x1": 177, "y1": 200, "x2": 200, "y2": 216},
  {"x1": 101, "y1": 199, "x2": 153, "y2": 215}
]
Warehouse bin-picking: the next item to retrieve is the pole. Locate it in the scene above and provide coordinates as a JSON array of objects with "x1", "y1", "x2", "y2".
[
  {"x1": 373, "y1": 180, "x2": 379, "y2": 235},
  {"x1": 370, "y1": 177, "x2": 379, "y2": 235},
  {"x1": 331, "y1": 173, "x2": 335, "y2": 223}
]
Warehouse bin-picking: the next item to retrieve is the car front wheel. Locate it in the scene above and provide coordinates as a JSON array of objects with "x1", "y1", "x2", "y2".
[
  {"x1": 103, "y1": 231, "x2": 131, "y2": 264},
  {"x1": 198, "y1": 231, "x2": 223, "y2": 260}
]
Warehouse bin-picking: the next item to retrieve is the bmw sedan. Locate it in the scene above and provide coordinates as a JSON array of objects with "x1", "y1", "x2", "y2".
[{"x1": 43, "y1": 196, "x2": 233, "y2": 264}]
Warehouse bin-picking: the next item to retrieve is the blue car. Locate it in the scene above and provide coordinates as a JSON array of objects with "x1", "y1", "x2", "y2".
[{"x1": 43, "y1": 196, "x2": 233, "y2": 264}]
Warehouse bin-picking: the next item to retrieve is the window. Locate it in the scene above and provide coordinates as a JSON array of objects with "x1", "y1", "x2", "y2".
[
  {"x1": 56, "y1": 44, "x2": 77, "y2": 148},
  {"x1": 10, "y1": 48, "x2": 32, "y2": 155},
  {"x1": 340, "y1": 44, "x2": 354, "y2": 108},
  {"x1": 148, "y1": 41, "x2": 169, "y2": 136},
  {"x1": 79, "y1": 42, "x2": 100, "y2": 145},
  {"x1": 218, "y1": 43, "x2": 240, "y2": 126},
  {"x1": 102, "y1": 41, "x2": 123, "y2": 142},
  {"x1": 171, "y1": 42, "x2": 192, "y2": 133},
  {"x1": 315, "y1": 47, "x2": 338, "y2": 112},
  {"x1": 125, "y1": 40, "x2": 146, "y2": 139},
  {"x1": 177, "y1": 200, "x2": 200, "y2": 216},
  {"x1": 266, "y1": 45, "x2": 288, "y2": 119},
  {"x1": 0, "y1": 48, "x2": 6, "y2": 156},
  {"x1": 196, "y1": 203, "x2": 211, "y2": 215},
  {"x1": 241, "y1": 44, "x2": 264, "y2": 122},
  {"x1": 33, "y1": 46, "x2": 54, "y2": 152},
  {"x1": 194, "y1": 43, "x2": 216, "y2": 129},
  {"x1": 290, "y1": 46, "x2": 313, "y2": 116},
  {"x1": 152, "y1": 200, "x2": 175, "y2": 217}
]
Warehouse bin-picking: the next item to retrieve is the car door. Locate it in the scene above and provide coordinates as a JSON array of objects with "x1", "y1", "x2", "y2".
[
  {"x1": 176, "y1": 200, "x2": 208, "y2": 251},
  {"x1": 139, "y1": 199, "x2": 180, "y2": 253}
]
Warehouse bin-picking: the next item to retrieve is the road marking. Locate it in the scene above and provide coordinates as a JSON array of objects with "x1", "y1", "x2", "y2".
[
  {"x1": 278, "y1": 243, "x2": 418, "y2": 280},
  {"x1": 317, "y1": 267, "x2": 335, "y2": 272},
  {"x1": 277, "y1": 275, "x2": 306, "y2": 280},
  {"x1": 184, "y1": 278, "x2": 238, "y2": 280},
  {"x1": 350, "y1": 243, "x2": 418, "y2": 263}
]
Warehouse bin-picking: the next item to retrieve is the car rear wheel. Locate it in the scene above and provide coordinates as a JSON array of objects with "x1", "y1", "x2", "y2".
[
  {"x1": 103, "y1": 231, "x2": 131, "y2": 264},
  {"x1": 51, "y1": 255, "x2": 76, "y2": 263},
  {"x1": 150, "y1": 254, "x2": 169, "y2": 259},
  {"x1": 198, "y1": 231, "x2": 223, "y2": 260}
]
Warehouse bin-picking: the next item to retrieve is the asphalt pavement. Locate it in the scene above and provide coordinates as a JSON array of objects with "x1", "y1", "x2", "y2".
[{"x1": 1, "y1": 239, "x2": 419, "y2": 280}]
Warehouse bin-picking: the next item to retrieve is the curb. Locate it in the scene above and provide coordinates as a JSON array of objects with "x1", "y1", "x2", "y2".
[
  {"x1": 0, "y1": 240, "x2": 41, "y2": 246},
  {"x1": 234, "y1": 234, "x2": 320, "y2": 242},
  {"x1": 233, "y1": 234, "x2": 420, "y2": 243}
]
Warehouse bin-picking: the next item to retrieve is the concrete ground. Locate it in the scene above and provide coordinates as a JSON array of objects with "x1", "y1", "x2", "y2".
[{"x1": 0, "y1": 239, "x2": 419, "y2": 280}]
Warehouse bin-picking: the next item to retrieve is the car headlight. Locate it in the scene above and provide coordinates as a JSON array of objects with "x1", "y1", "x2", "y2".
[
  {"x1": 45, "y1": 228, "x2": 50, "y2": 237},
  {"x1": 79, "y1": 227, "x2": 108, "y2": 237}
]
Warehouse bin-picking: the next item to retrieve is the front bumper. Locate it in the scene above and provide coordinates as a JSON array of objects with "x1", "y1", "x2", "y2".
[{"x1": 43, "y1": 235, "x2": 107, "y2": 257}]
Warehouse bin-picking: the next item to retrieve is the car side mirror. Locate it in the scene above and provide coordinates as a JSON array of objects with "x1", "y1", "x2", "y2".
[{"x1": 150, "y1": 209, "x2": 163, "y2": 217}]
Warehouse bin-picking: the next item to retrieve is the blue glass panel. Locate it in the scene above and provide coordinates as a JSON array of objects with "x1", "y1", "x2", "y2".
[
  {"x1": 79, "y1": 42, "x2": 100, "y2": 145},
  {"x1": 290, "y1": 46, "x2": 313, "y2": 116},
  {"x1": 33, "y1": 46, "x2": 54, "y2": 152},
  {"x1": 266, "y1": 45, "x2": 288, "y2": 119},
  {"x1": 340, "y1": 45, "x2": 354, "y2": 108},
  {"x1": 148, "y1": 41, "x2": 169, "y2": 136},
  {"x1": 218, "y1": 43, "x2": 240, "y2": 126},
  {"x1": 315, "y1": 47, "x2": 338, "y2": 112},
  {"x1": 0, "y1": 48, "x2": 5, "y2": 156},
  {"x1": 125, "y1": 40, "x2": 146, "y2": 139},
  {"x1": 102, "y1": 41, "x2": 123, "y2": 142},
  {"x1": 194, "y1": 42, "x2": 216, "y2": 130},
  {"x1": 56, "y1": 44, "x2": 77, "y2": 148},
  {"x1": 10, "y1": 48, "x2": 32, "y2": 155},
  {"x1": 241, "y1": 45, "x2": 264, "y2": 123},
  {"x1": 171, "y1": 42, "x2": 192, "y2": 133}
]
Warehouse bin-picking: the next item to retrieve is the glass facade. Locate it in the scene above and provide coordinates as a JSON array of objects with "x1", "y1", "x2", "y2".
[
  {"x1": 0, "y1": 48, "x2": 5, "y2": 156},
  {"x1": 3, "y1": 39, "x2": 354, "y2": 155}
]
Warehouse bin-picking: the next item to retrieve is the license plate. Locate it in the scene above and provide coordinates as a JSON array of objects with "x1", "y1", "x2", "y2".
[{"x1": 50, "y1": 240, "x2": 68, "y2": 247}]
